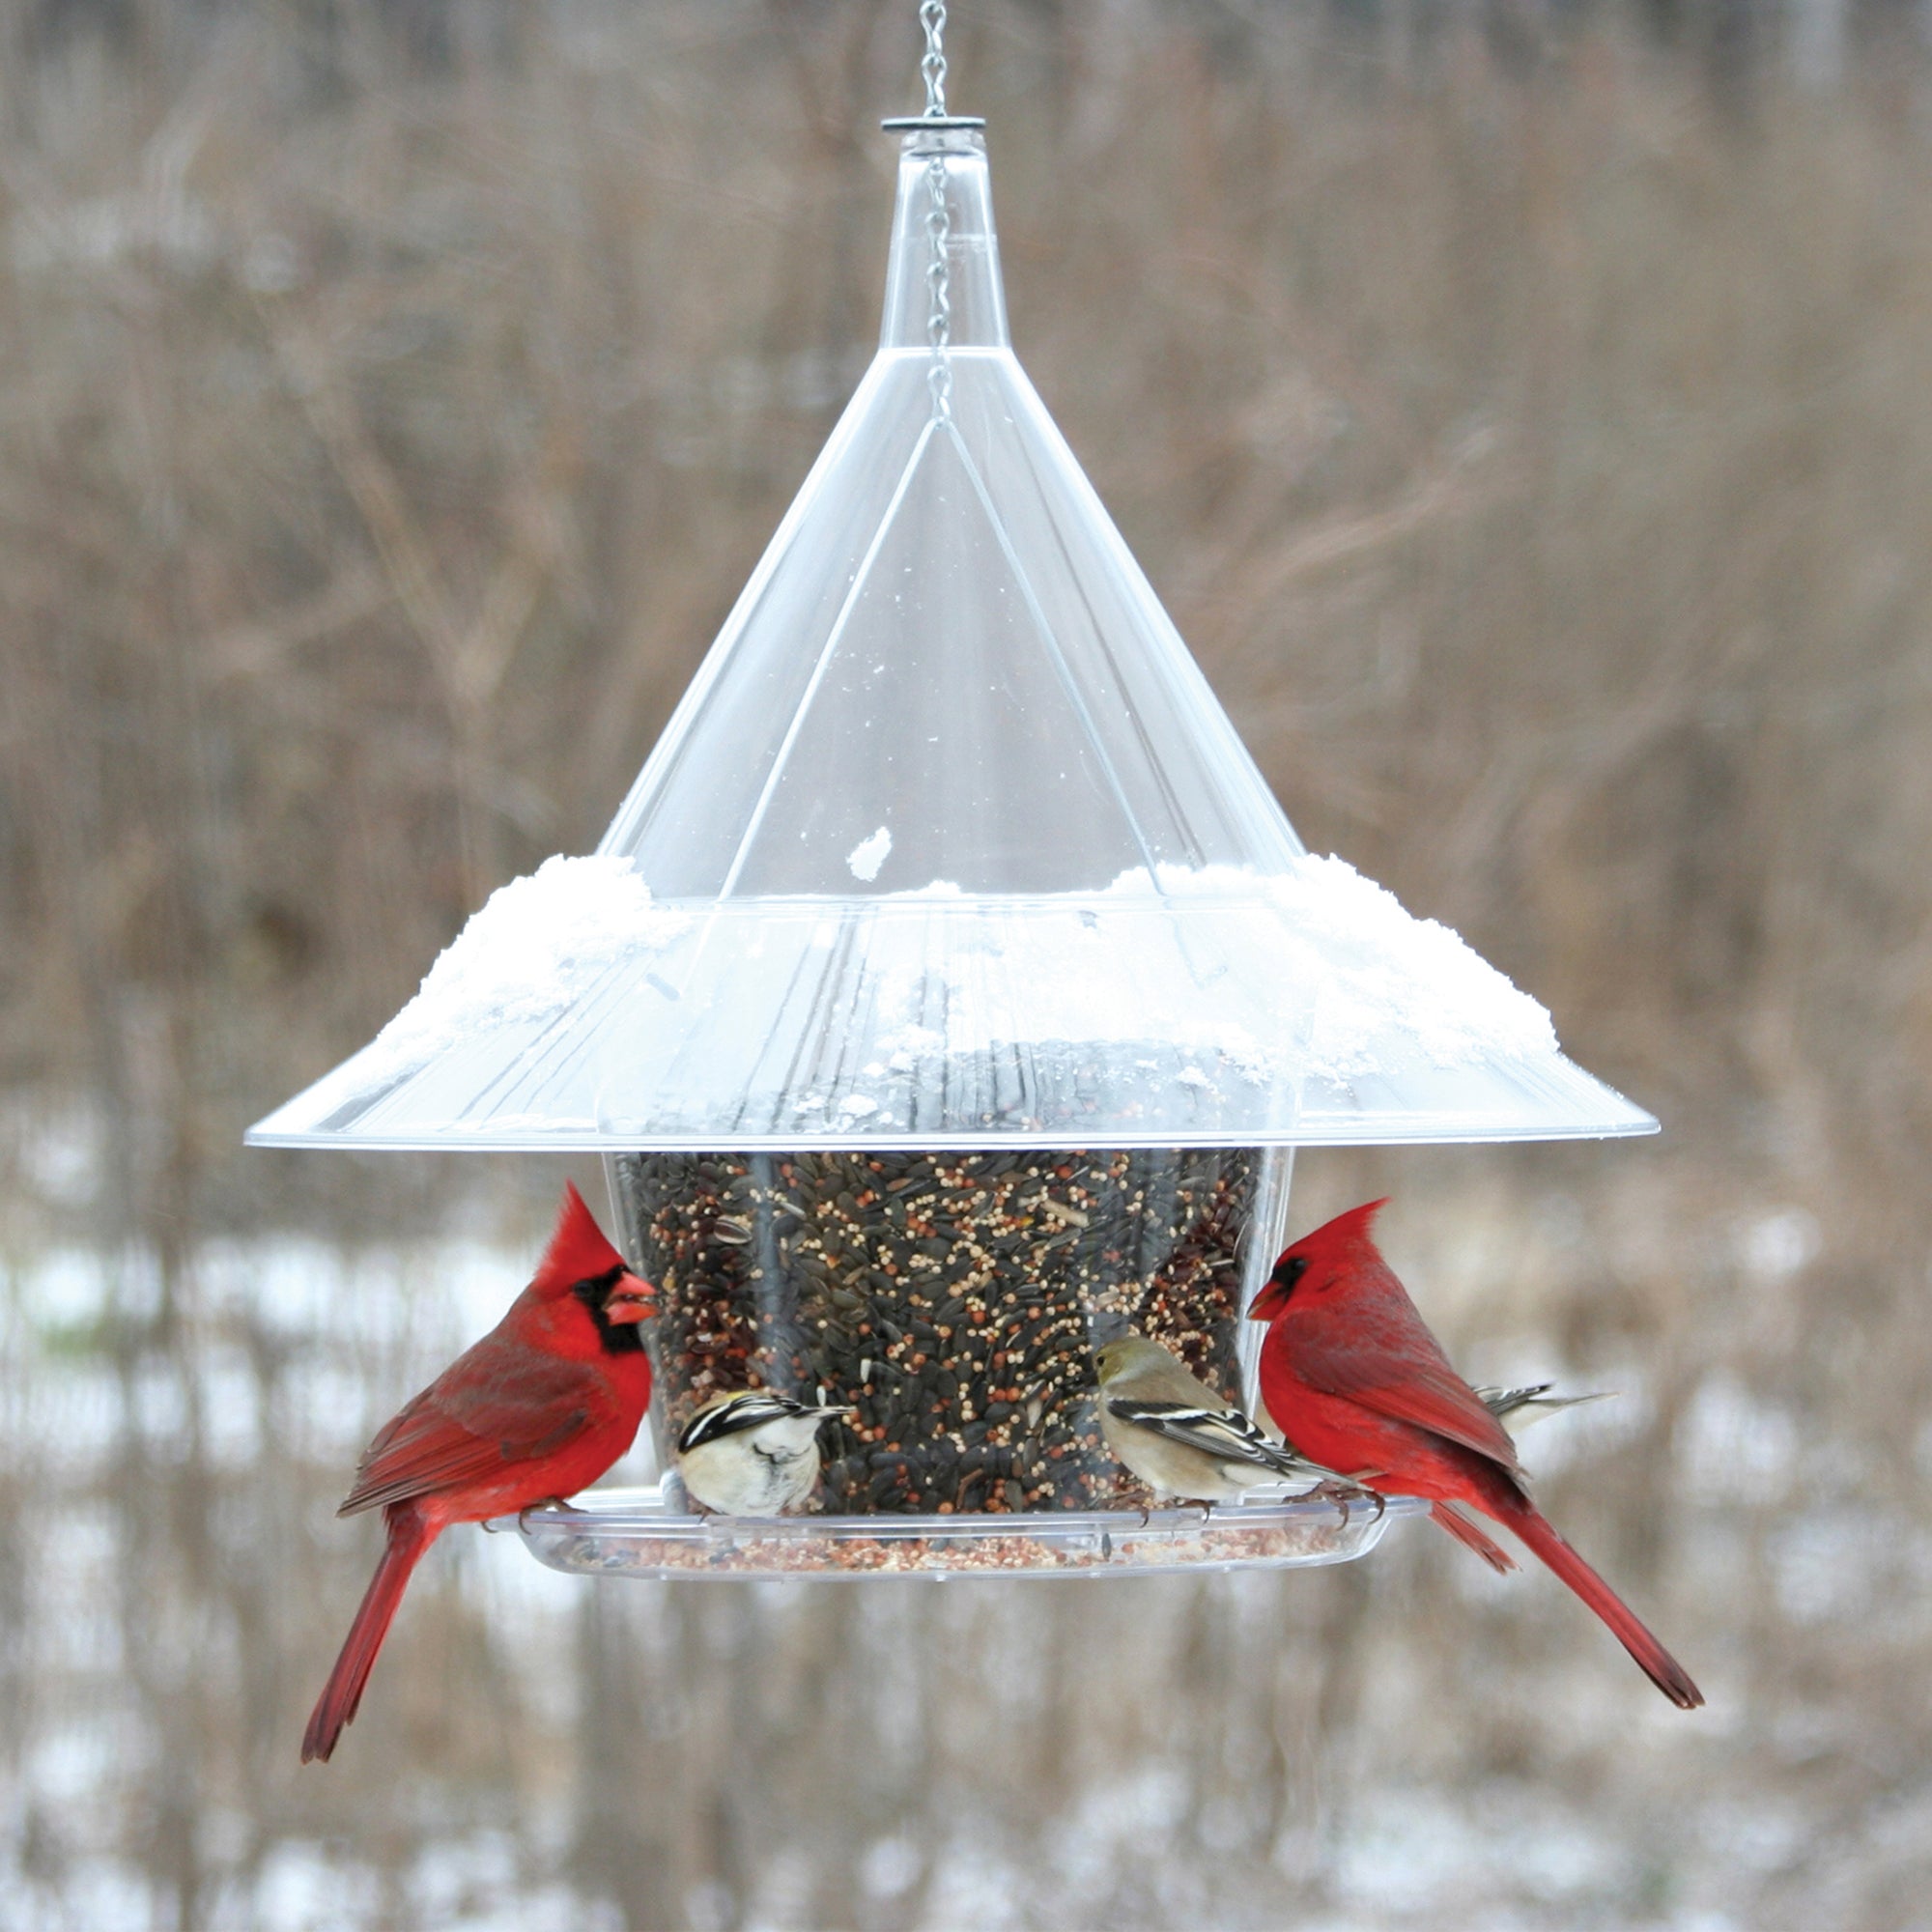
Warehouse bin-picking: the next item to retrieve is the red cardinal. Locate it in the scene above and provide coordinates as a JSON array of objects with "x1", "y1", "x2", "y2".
[
  {"x1": 302, "y1": 1181, "x2": 657, "y2": 1763},
  {"x1": 1251, "y1": 1201, "x2": 1702, "y2": 1710}
]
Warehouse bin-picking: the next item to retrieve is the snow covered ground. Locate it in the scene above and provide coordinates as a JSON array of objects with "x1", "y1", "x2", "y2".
[{"x1": 0, "y1": 1214, "x2": 1910, "y2": 1932}]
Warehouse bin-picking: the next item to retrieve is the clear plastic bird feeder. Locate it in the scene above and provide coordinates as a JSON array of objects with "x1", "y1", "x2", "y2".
[{"x1": 249, "y1": 95, "x2": 1652, "y2": 1579}]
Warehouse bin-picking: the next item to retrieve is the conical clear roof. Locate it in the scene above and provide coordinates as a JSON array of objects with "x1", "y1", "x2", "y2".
[{"x1": 248, "y1": 126, "x2": 1654, "y2": 1152}]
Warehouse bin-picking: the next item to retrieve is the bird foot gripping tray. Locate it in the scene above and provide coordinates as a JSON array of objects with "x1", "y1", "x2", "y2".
[{"x1": 250, "y1": 107, "x2": 1653, "y2": 1577}]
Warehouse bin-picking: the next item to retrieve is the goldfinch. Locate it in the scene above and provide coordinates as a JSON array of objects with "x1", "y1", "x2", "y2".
[{"x1": 1094, "y1": 1332, "x2": 1318, "y2": 1505}]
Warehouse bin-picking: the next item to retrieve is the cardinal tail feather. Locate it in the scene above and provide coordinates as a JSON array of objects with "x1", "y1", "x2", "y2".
[
  {"x1": 302, "y1": 1503, "x2": 435, "y2": 1763},
  {"x1": 1492, "y1": 1491, "x2": 1704, "y2": 1710},
  {"x1": 1430, "y1": 1500, "x2": 1516, "y2": 1573}
]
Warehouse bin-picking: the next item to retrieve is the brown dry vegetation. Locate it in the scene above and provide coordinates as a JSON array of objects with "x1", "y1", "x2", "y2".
[{"x1": 3, "y1": 2, "x2": 1931, "y2": 1927}]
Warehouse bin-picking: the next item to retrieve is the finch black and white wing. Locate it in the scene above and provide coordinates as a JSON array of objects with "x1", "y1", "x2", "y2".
[
  {"x1": 1475, "y1": 1382, "x2": 1552, "y2": 1417},
  {"x1": 1099, "y1": 1398, "x2": 1320, "y2": 1480},
  {"x1": 676, "y1": 1391, "x2": 836, "y2": 1455},
  {"x1": 1474, "y1": 1383, "x2": 1612, "y2": 1433}
]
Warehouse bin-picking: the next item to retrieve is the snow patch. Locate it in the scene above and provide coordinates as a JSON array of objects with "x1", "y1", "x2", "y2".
[
  {"x1": 361, "y1": 856, "x2": 689, "y2": 1082},
  {"x1": 1263, "y1": 855, "x2": 1558, "y2": 1076},
  {"x1": 254, "y1": 850, "x2": 1599, "y2": 1143},
  {"x1": 846, "y1": 825, "x2": 893, "y2": 882},
  {"x1": 849, "y1": 857, "x2": 1557, "y2": 1083}
]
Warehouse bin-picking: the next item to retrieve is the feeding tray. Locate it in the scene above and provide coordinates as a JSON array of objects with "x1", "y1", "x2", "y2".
[
  {"x1": 249, "y1": 100, "x2": 1654, "y2": 1577},
  {"x1": 509, "y1": 1482, "x2": 1423, "y2": 1581}
]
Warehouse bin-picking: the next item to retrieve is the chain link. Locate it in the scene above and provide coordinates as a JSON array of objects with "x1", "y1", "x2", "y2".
[
  {"x1": 920, "y1": 1, "x2": 948, "y2": 118},
  {"x1": 913, "y1": 2, "x2": 953, "y2": 418},
  {"x1": 923, "y1": 154, "x2": 953, "y2": 418}
]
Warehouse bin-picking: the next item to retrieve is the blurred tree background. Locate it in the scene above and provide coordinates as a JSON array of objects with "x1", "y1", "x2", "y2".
[{"x1": 3, "y1": 1, "x2": 1930, "y2": 1926}]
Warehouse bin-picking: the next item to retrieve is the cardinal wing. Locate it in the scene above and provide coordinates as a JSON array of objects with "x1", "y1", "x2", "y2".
[
  {"x1": 1291, "y1": 1321, "x2": 1520, "y2": 1470},
  {"x1": 1103, "y1": 1398, "x2": 1321, "y2": 1480},
  {"x1": 340, "y1": 1343, "x2": 607, "y2": 1516}
]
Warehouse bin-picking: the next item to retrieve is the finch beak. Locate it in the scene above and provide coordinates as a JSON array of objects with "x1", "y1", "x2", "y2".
[{"x1": 603, "y1": 1271, "x2": 658, "y2": 1325}]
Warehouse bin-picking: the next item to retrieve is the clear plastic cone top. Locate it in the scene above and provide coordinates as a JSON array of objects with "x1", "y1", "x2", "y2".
[{"x1": 248, "y1": 126, "x2": 1655, "y2": 1152}]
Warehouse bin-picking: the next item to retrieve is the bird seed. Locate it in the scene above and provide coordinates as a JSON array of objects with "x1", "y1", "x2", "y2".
[{"x1": 610, "y1": 1147, "x2": 1263, "y2": 1515}]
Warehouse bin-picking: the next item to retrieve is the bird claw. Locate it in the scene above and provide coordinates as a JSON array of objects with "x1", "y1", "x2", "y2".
[
  {"x1": 1312, "y1": 1477, "x2": 1384, "y2": 1527},
  {"x1": 1335, "y1": 1471, "x2": 1388, "y2": 1524}
]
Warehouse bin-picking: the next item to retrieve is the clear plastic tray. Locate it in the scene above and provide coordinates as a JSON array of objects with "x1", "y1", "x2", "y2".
[{"x1": 507, "y1": 1480, "x2": 1424, "y2": 1580}]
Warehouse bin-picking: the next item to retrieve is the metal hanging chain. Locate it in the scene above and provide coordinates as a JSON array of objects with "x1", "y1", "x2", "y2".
[
  {"x1": 923, "y1": 153, "x2": 953, "y2": 419},
  {"x1": 919, "y1": 3, "x2": 953, "y2": 417},
  {"x1": 920, "y1": 0, "x2": 949, "y2": 118},
  {"x1": 877, "y1": 0, "x2": 983, "y2": 420},
  {"x1": 880, "y1": 0, "x2": 980, "y2": 131}
]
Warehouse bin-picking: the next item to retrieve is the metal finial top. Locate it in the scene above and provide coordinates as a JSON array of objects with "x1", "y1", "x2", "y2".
[{"x1": 880, "y1": 1, "x2": 984, "y2": 134}]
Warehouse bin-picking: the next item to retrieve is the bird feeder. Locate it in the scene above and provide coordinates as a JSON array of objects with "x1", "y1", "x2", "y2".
[{"x1": 248, "y1": 26, "x2": 1653, "y2": 1580}]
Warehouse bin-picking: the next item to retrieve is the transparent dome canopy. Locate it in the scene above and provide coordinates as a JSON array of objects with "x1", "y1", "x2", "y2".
[{"x1": 247, "y1": 125, "x2": 1654, "y2": 1154}]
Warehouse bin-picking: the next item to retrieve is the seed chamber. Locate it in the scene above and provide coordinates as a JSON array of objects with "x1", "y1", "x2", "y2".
[
  {"x1": 250, "y1": 112, "x2": 1653, "y2": 1578},
  {"x1": 615, "y1": 1147, "x2": 1269, "y2": 1515}
]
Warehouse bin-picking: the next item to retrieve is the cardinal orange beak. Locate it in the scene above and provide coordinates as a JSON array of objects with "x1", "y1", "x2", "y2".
[{"x1": 603, "y1": 1271, "x2": 658, "y2": 1325}]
